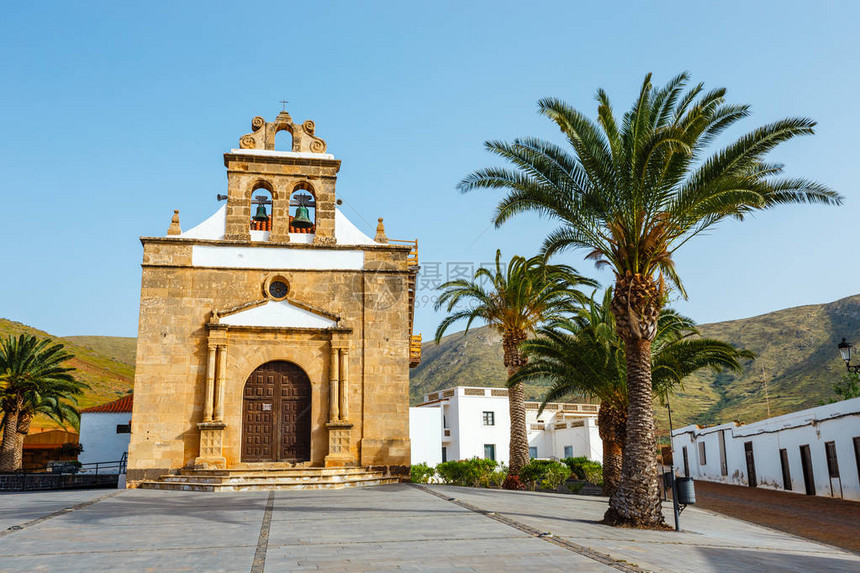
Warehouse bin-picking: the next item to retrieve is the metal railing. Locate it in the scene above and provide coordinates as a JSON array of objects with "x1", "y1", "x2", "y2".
[
  {"x1": 410, "y1": 334, "x2": 422, "y2": 362},
  {"x1": 1, "y1": 455, "x2": 127, "y2": 492},
  {"x1": 388, "y1": 238, "x2": 419, "y2": 267}
]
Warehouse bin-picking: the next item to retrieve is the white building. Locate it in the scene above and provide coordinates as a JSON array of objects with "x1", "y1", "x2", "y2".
[
  {"x1": 410, "y1": 386, "x2": 602, "y2": 466},
  {"x1": 78, "y1": 395, "x2": 133, "y2": 469},
  {"x1": 671, "y1": 397, "x2": 860, "y2": 501}
]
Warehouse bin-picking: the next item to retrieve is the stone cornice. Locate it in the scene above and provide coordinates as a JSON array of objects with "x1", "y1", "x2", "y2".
[
  {"x1": 140, "y1": 264, "x2": 413, "y2": 274},
  {"x1": 206, "y1": 324, "x2": 352, "y2": 335},
  {"x1": 139, "y1": 236, "x2": 411, "y2": 252},
  {"x1": 223, "y1": 152, "x2": 341, "y2": 170}
]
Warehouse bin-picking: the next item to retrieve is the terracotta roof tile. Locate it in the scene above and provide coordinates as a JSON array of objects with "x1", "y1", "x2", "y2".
[{"x1": 80, "y1": 394, "x2": 133, "y2": 414}]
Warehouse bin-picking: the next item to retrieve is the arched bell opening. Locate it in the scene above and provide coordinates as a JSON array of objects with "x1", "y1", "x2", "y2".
[
  {"x1": 289, "y1": 182, "x2": 316, "y2": 234},
  {"x1": 249, "y1": 182, "x2": 274, "y2": 236},
  {"x1": 275, "y1": 126, "x2": 294, "y2": 152},
  {"x1": 241, "y1": 361, "x2": 312, "y2": 463}
]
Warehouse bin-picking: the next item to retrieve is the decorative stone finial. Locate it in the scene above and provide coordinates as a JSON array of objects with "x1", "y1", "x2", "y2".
[
  {"x1": 238, "y1": 112, "x2": 327, "y2": 153},
  {"x1": 167, "y1": 210, "x2": 182, "y2": 236},
  {"x1": 374, "y1": 218, "x2": 388, "y2": 244}
]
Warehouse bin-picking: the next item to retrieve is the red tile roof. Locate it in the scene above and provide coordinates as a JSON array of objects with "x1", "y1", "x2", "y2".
[{"x1": 80, "y1": 394, "x2": 133, "y2": 414}]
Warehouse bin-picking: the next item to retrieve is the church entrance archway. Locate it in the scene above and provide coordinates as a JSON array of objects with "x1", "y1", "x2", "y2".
[{"x1": 242, "y1": 361, "x2": 311, "y2": 463}]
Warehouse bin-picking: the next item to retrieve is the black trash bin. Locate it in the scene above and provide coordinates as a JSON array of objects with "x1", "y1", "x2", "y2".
[{"x1": 676, "y1": 477, "x2": 696, "y2": 504}]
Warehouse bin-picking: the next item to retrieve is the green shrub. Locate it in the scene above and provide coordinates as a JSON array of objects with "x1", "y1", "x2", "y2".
[
  {"x1": 410, "y1": 463, "x2": 435, "y2": 484},
  {"x1": 435, "y1": 458, "x2": 497, "y2": 487},
  {"x1": 519, "y1": 459, "x2": 571, "y2": 491},
  {"x1": 562, "y1": 457, "x2": 603, "y2": 485},
  {"x1": 541, "y1": 462, "x2": 571, "y2": 490},
  {"x1": 480, "y1": 464, "x2": 508, "y2": 489}
]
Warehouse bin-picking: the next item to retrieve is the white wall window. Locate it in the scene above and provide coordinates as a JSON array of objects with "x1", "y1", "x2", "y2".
[
  {"x1": 482, "y1": 411, "x2": 495, "y2": 426},
  {"x1": 484, "y1": 444, "x2": 496, "y2": 461},
  {"x1": 698, "y1": 441, "x2": 707, "y2": 465},
  {"x1": 564, "y1": 445, "x2": 573, "y2": 458},
  {"x1": 529, "y1": 447, "x2": 538, "y2": 458}
]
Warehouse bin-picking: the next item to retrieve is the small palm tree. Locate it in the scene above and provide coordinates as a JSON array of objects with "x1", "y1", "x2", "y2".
[
  {"x1": 435, "y1": 250, "x2": 596, "y2": 485},
  {"x1": 460, "y1": 73, "x2": 840, "y2": 526},
  {"x1": 513, "y1": 288, "x2": 753, "y2": 496},
  {"x1": 0, "y1": 335, "x2": 85, "y2": 472}
]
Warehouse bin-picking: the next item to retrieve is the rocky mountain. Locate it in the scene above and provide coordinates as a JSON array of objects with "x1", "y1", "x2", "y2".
[
  {"x1": 410, "y1": 294, "x2": 860, "y2": 432},
  {"x1": 4, "y1": 292, "x2": 859, "y2": 434},
  {"x1": 0, "y1": 320, "x2": 135, "y2": 428}
]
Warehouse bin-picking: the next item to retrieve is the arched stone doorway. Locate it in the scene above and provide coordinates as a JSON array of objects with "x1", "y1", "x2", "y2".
[{"x1": 242, "y1": 361, "x2": 311, "y2": 463}]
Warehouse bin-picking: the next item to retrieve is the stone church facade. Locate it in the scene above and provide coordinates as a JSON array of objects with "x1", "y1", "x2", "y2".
[{"x1": 126, "y1": 111, "x2": 419, "y2": 484}]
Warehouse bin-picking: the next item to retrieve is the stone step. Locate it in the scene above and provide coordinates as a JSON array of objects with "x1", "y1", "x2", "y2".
[
  {"x1": 137, "y1": 476, "x2": 400, "y2": 492},
  {"x1": 159, "y1": 471, "x2": 386, "y2": 485},
  {"x1": 179, "y1": 467, "x2": 373, "y2": 478},
  {"x1": 214, "y1": 462, "x2": 347, "y2": 471}
]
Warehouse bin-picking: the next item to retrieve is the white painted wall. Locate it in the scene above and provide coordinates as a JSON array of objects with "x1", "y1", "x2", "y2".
[
  {"x1": 78, "y1": 412, "x2": 132, "y2": 469},
  {"x1": 409, "y1": 407, "x2": 442, "y2": 466},
  {"x1": 672, "y1": 397, "x2": 860, "y2": 501},
  {"x1": 413, "y1": 387, "x2": 602, "y2": 467},
  {"x1": 452, "y1": 391, "x2": 512, "y2": 465},
  {"x1": 180, "y1": 205, "x2": 375, "y2": 246},
  {"x1": 546, "y1": 418, "x2": 602, "y2": 461},
  {"x1": 192, "y1": 245, "x2": 364, "y2": 270},
  {"x1": 219, "y1": 300, "x2": 337, "y2": 328}
]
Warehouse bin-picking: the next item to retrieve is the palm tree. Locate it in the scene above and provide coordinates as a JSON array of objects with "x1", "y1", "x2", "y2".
[
  {"x1": 13, "y1": 394, "x2": 82, "y2": 463},
  {"x1": 459, "y1": 73, "x2": 841, "y2": 526},
  {"x1": 0, "y1": 335, "x2": 85, "y2": 472},
  {"x1": 435, "y1": 250, "x2": 596, "y2": 486},
  {"x1": 512, "y1": 288, "x2": 753, "y2": 496}
]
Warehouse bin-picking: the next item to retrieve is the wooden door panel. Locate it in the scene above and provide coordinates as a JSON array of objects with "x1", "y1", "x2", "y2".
[{"x1": 242, "y1": 360, "x2": 311, "y2": 463}]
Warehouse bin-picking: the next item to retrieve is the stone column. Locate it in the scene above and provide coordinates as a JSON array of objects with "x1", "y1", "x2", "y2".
[
  {"x1": 214, "y1": 344, "x2": 227, "y2": 422},
  {"x1": 329, "y1": 347, "x2": 340, "y2": 422},
  {"x1": 339, "y1": 349, "x2": 349, "y2": 421},
  {"x1": 203, "y1": 345, "x2": 217, "y2": 422}
]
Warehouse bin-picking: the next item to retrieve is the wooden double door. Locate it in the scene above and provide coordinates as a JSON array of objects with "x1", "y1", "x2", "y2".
[{"x1": 242, "y1": 361, "x2": 311, "y2": 463}]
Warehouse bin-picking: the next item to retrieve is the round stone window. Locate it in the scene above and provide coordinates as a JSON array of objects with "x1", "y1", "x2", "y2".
[
  {"x1": 268, "y1": 280, "x2": 288, "y2": 299},
  {"x1": 263, "y1": 275, "x2": 290, "y2": 301}
]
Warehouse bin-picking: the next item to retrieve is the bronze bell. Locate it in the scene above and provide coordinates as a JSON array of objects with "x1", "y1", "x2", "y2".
[
  {"x1": 291, "y1": 205, "x2": 314, "y2": 229},
  {"x1": 252, "y1": 204, "x2": 269, "y2": 222}
]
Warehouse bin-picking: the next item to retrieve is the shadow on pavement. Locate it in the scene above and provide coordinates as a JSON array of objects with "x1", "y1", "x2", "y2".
[{"x1": 698, "y1": 546, "x2": 859, "y2": 573}]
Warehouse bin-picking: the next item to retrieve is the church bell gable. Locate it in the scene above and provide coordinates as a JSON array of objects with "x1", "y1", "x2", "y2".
[{"x1": 222, "y1": 112, "x2": 340, "y2": 245}]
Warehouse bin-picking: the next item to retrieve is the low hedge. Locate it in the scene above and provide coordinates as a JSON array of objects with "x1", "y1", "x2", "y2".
[
  {"x1": 410, "y1": 462, "x2": 435, "y2": 484},
  {"x1": 519, "y1": 459, "x2": 570, "y2": 491},
  {"x1": 409, "y1": 456, "x2": 603, "y2": 490},
  {"x1": 435, "y1": 458, "x2": 499, "y2": 487},
  {"x1": 561, "y1": 456, "x2": 603, "y2": 485}
]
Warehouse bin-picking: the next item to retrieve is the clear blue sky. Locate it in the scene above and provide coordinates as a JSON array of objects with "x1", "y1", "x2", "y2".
[{"x1": 1, "y1": 1, "x2": 858, "y2": 339}]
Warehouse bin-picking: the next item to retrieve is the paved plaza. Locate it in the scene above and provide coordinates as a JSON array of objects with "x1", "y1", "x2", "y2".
[{"x1": 0, "y1": 484, "x2": 858, "y2": 572}]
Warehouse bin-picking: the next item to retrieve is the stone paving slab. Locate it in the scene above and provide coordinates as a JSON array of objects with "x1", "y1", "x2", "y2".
[
  {"x1": 265, "y1": 485, "x2": 616, "y2": 572},
  {"x1": 266, "y1": 536, "x2": 612, "y2": 572},
  {"x1": 426, "y1": 485, "x2": 860, "y2": 573},
  {"x1": 0, "y1": 484, "x2": 857, "y2": 572},
  {"x1": 0, "y1": 489, "x2": 112, "y2": 532}
]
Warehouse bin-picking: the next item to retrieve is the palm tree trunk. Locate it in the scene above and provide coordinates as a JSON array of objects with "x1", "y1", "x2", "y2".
[
  {"x1": 0, "y1": 409, "x2": 20, "y2": 472},
  {"x1": 503, "y1": 331, "x2": 529, "y2": 488},
  {"x1": 15, "y1": 412, "x2": 32, "y2": 470},
  {"x1": 605, "y1": 272, "x2": 664, "y2": 528},
  {"x1": 598, "y1": 403, "x2": 626, "y2": 497},
  {"x1": 604, "y1": 338, "x2": 663, "y2": 527}
]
